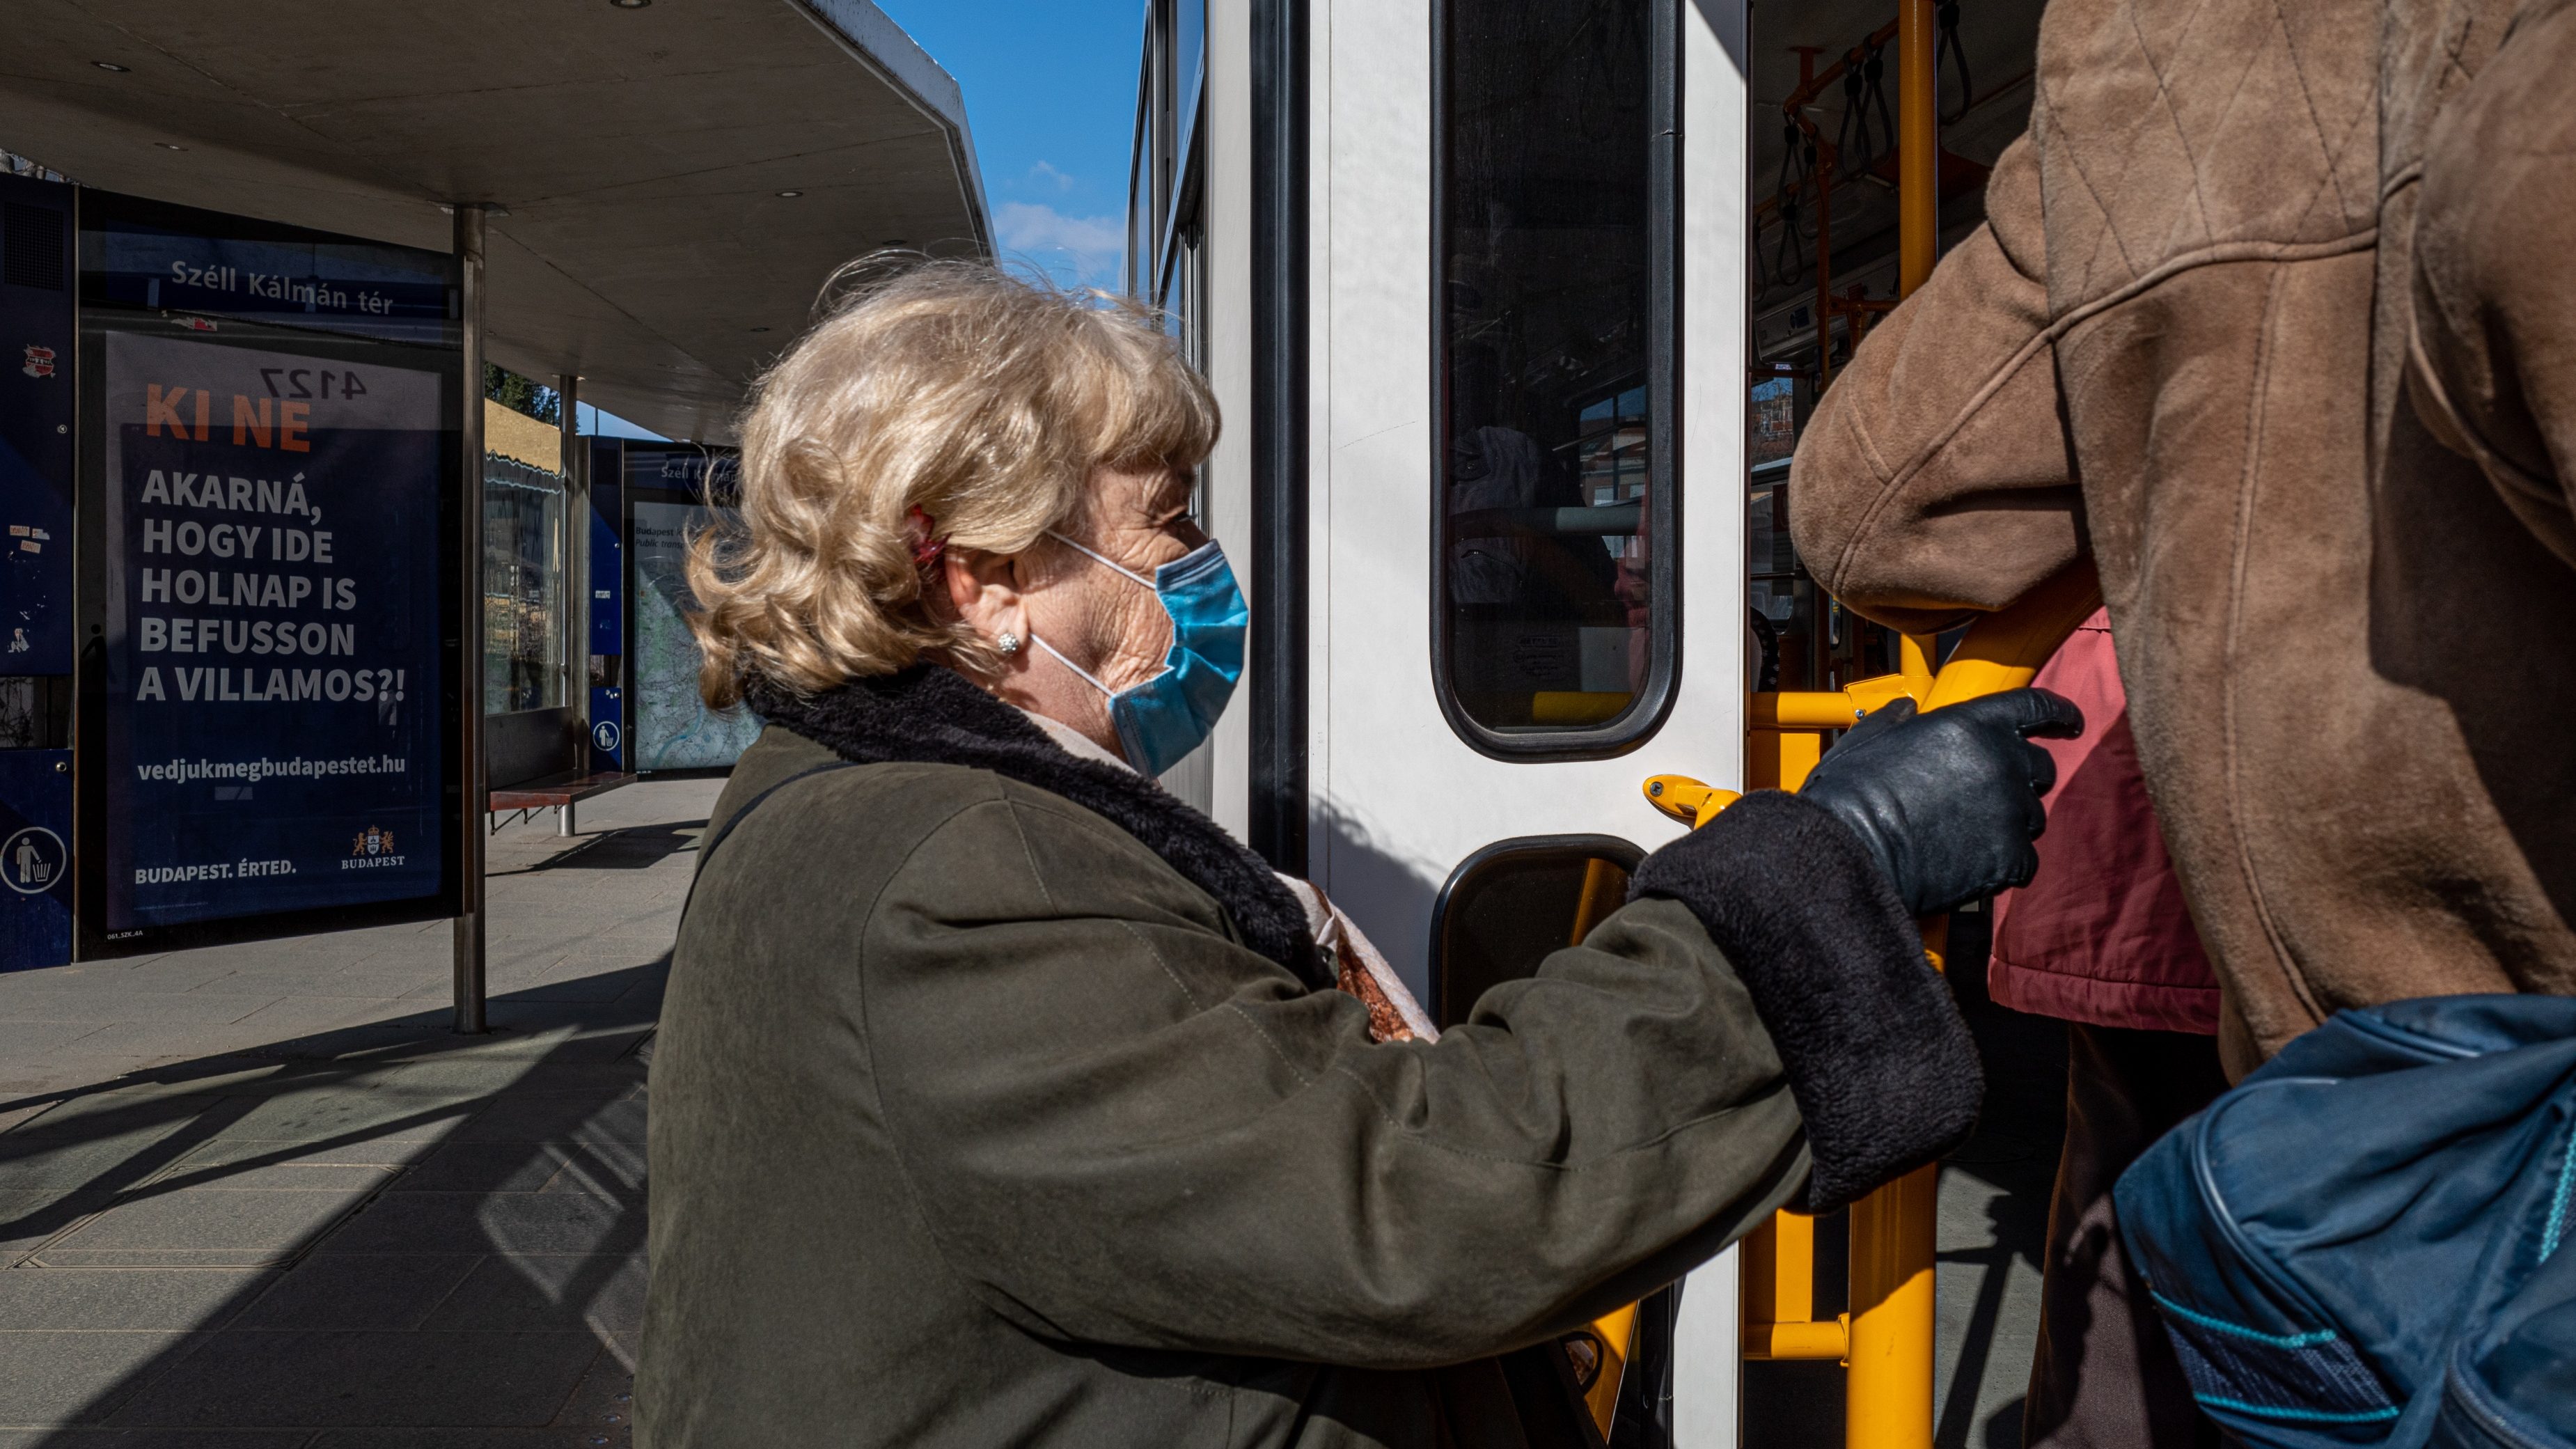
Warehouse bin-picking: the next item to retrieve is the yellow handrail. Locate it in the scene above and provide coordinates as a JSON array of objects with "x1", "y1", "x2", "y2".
[{"x1": 1640, "y1": 562, "x2": 2100, "y2": 1447}]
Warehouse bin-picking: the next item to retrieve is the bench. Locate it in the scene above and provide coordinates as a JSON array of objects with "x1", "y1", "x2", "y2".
[{"x1": 487, "y1": 769, "x2": 635, "y2": 836}]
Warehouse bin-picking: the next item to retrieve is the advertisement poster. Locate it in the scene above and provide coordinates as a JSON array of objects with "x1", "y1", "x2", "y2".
[
  {"x1": 630, "y1": 499, "x2": 760, "y2": 771},
  {"x1": 101, "y1": 330, "x2": 446, "y2": 932}
]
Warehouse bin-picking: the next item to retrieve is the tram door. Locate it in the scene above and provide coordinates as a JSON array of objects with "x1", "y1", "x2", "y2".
[
  {"x1": 1145, "y1": 0, "x2": 1750, "y2": 1438},
  {"x1": 1307, "y1": 0, "x2": 1748, "y2": 1439}
]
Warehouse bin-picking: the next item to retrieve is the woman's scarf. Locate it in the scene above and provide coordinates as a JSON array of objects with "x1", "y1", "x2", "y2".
[{"x1": 745, "y1": 666, "x2": 1330, "y2": 988}]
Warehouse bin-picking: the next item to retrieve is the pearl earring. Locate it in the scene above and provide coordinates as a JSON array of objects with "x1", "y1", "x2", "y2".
[{"x1": 996, "y1": 632, "x2": 1021, "y2": 656}]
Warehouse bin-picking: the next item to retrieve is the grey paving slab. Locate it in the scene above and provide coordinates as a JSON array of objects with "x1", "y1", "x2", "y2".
[
  {"x1": 66, "y1": 1423, "x2": 322, "y2": 1433},
  {"x1": 414, "y1": 1031, "x2": 644, "y2": 1068},
  {"x1": 0, "y1": 1329, "x2": 198, "y2": 1425},
  {"x1": 418, "y1": 1257, "x2": 644, "y2": 1334},
  {"x1": 469, "y1": 978, "x2": 634, "y2": 1007},
  {"x1": 226, "y1": 1254, "x2": 481, "y2": 1332},
  {"x1": 0, "y1": 992, "x2": 291, "y2": 1026},
  {"x1": 1, "y1": 1090, "x2": 233, "y2": 1143},
  {"x1": 1933, "y1": 1169, "x2": 2049, "y2": 1449},
  {"x1": 156, "y1": 1138, "x2": 444, "y2": 1179},
  {"x1": 443, "y1": 1096, "x2": 643, "y2": 1148},
  {"x1": 387, "y1": 1144, "x2": 575, "y2": 1197},
  {"x1": 199, "y1": 1091, "x2": 482, "y2": 1147},
  {"x1": 0, "y1": 783, "x2": 705, "y2": 1437},
  {"x1": 0, "y1": 1123, "x2": 213, "y2": 1196},
  {"x1": 317, "y1": 1193, "x2": 639, "y2": 1259},
  {"x1": 0, "y1": 1021, "x2": 114, "y2": 1058},
  {"x1": 362, "y1": 1063, "x2": 633, "y2": 1100},
  {"x1": 102, "y1": 1330, "x2": 604, "y2": 1429},
  {"x1": 0, "y1": 1268, "x2": 272, "y2": 1330},
  {"x1": 178, "y1": 971, "x2": 432, "y2": 1001},
  {"x1": 32, "y1": 1173, "x2": 392, "y2": 1267},
  {"x1": 533, "y1": 1146, "x2": 641, "y2": 1200},
  {"x1": 222, "y1": 1001, "x2": 430, "y2": 1039},
  {"x1": 297, "y1": 1423, "x2": 623, "y2": 1433},
  {"x1": 0, "y1": 1423, "x2": 319, "y2": 1433},
  {"x1": 0, "y1": 1101, "x2": 61, "y2": 1135},
  {"x1": 544, "y1": 1338, "x2": 634, "y2": 1432},
  {"x1": 54, "y1": 1023, "x2": 361, "y2": 1065}
]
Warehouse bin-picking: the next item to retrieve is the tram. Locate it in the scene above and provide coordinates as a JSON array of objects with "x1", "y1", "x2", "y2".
[{"x1": 1119, "y1": 0, "x2": 2062, "y2": 1443}]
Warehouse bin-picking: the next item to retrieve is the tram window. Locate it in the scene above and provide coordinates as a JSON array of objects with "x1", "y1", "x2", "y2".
[
  {"x1": 1174, "y1": 0, "x2": 1205, "y2": 130},
  {"x1": 1429, "y1": 836, "x2": 1644, "y2": 1028},
  {"x1": 1434, "y1": 0, "x2": 1675, "y2": 755}
]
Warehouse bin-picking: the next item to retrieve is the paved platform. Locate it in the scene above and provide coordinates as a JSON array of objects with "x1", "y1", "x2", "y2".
[
  {"x1": 0, "y1": 777, "x2": 721, "y2": 1448},
  {"x1": 1, "y1": 776, "x2": 2055, "y2": 1448}
]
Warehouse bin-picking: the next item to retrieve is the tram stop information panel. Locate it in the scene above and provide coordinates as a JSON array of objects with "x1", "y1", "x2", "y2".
[
  {"x1": 625, "y1": 444, "x2": 757, "y2": 772},
  {"x1": 82, "y1": 191, "x2": 461, "y2": 952}
]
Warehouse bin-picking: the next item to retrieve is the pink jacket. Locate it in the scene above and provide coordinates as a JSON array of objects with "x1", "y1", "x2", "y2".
[{"x1": 1988, "y1": 611, "x2": 2219, "y2": 1034}]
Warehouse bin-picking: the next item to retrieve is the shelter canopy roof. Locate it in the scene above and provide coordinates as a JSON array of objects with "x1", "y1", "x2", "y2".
[{"x1": 0, "y1": 0, "x2": 988, "y2": 442}]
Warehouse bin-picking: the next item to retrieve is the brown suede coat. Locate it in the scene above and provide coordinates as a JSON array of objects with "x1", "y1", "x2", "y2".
[{"x1": 1789, "y1": 0, "x2": 2576, "y2": 1067}]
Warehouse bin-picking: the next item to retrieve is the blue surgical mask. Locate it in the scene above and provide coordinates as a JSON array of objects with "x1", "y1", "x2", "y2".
[{"x1": 1030, "y1": 531, "x2": 1247, "y2": 778}]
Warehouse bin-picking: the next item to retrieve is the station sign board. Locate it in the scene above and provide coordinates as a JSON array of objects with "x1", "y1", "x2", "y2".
[{"x1": 77, "y1": 191, "x2": 463, "y2": 954}]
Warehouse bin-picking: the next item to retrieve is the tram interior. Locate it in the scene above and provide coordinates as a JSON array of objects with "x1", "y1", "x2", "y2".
[
  {"x1": 1737, "y1": 1, "x2": 2059, "y2": 1443},
  {"x1": 1748, "y1": 0, "x2": 2046, "y2": 694}
]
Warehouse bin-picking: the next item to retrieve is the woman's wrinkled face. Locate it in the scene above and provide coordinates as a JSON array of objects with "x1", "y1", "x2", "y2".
[
  {"x1": 943, "y1": 462, "x2": 1207, "y2": 763},
  {"x1": 1031, "y1": 462, "x2": 1208, "y2": 693}
]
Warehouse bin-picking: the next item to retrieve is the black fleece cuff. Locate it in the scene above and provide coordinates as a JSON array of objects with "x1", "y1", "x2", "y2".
[{"x1": 1629, "y1": 790, "x2": 1982, "y2": 1212}]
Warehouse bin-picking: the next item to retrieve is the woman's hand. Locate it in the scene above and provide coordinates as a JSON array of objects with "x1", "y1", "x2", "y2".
[{"x1": 1798, "y1": 688, "x2": 2083, "y2": 916}]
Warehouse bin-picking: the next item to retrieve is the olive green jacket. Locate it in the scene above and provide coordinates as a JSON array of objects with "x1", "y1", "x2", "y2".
[{"x1": 641, "y1": 707, "x2": 1976, "y2": 1448}]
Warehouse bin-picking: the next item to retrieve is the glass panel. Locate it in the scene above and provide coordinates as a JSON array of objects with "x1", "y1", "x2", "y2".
[
  {"x1": 1438, "y1": 0, "x2": 1662, "y2": 739},
  {"x1": 483, "y1": 455, "x2": 564, "y2": 713},
  {"x1": 1749, "y1": 375, "x2": 1798, "y2": 467},
  {"x1": 1175, "y1": 0, "x2": 1206, "y2": 119},
  {"x1": 1127, "y1": 146, "x2": 1154, "y2": 298},
  {"x1": 624, "y1": 448, "x2": 760, "y2": 772},
  {"x1": 1432, "y1": 838, "x2": 1638, "y2": 1027}
]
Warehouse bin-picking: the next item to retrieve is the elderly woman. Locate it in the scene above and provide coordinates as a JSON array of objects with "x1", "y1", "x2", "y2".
[{"x1": 638, "y1": 263, "x2": 2078, "y2": 1448}]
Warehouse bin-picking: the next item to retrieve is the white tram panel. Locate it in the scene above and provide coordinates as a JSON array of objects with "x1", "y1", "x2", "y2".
[
  {"x1": 1303, "y1": 0, "x2": 1752, "y2": 1443},
  {"x1": 1308, "y1": 0, "x2": 1748, "y2": 1000}
]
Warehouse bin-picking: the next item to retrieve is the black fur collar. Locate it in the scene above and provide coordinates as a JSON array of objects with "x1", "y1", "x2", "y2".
[{"x1": 746, "y1": 666, "x2": 1324, "y2": 986}]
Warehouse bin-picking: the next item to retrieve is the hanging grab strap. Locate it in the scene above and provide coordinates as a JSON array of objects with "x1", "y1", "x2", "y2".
[{"x1": 1937, "y1": 0, "x2": 1973, "y2": 125}]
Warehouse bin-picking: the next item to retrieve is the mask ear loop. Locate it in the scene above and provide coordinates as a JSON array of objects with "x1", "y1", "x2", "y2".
[
  {"x1": 1027, "y1": 531, "x2": 1172, "y2": 699},
  {"x1": 1044, "y1": 530, "x2": 1157, "y2": 590},
  {"x1": 1028, "y1": 633, "x2": 1115, "y2": 696}
]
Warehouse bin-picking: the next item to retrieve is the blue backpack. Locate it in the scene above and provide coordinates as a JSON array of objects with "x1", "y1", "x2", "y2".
[{"x1": 2114, "y1": 995, "x2": 2576, "y2": 1449}]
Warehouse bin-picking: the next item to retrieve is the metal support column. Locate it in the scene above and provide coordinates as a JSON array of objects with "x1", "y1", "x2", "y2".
[
  {"x1": 1247, "y1": 0, "x2": 1310, "y2": 876},
  {"x1": 1897, "y1": 0, "x2": 1939, "y2": 295},
  {"x1": 453, "y1": 203, "x2": 487, "y2": 1035},
  {"x1": 558, "y1": 372, "x2": 585, "y2": 838},
  {"x1": 1845, "y1": 15, "x2": 1945, "y2": 1443}
]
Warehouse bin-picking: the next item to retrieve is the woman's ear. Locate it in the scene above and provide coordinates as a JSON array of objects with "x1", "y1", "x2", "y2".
[{"x1": 941, "y1": 547, "x2": 1026, "y2": 644}]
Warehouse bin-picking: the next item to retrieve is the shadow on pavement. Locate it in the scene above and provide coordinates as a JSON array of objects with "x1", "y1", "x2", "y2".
[
  {"x1": 505, "y1": 822, "x2": 707, "y2": 876},
  {"x1": 0, "y1": 958, "x2": 666, "y2": 1447}
]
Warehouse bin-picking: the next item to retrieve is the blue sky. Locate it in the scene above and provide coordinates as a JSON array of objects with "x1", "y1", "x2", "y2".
[
  {"x1": 878, "y1": 0, "x2": 1140, "y2": 291},
  {"x1": 575, "y1": 2, "x2": 1140, "y2": 438}
]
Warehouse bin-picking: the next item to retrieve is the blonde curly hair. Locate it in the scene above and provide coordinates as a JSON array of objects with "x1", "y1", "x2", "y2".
[{"x1": 687, "y1": 258, "x2": 1218, "y2": 709}]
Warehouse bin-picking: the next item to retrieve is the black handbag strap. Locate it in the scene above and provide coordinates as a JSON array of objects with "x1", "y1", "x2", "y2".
[{"x1": 678, "y1": 761, "x2": 858, "y2": 926}]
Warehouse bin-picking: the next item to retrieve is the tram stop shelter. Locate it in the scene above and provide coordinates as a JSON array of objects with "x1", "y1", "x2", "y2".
[{"x1": 0, "y1": 0, "x2": 987, "y2": 1015}]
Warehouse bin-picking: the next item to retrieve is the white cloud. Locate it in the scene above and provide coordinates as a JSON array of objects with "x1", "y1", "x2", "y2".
[
  {"x1": 995, "y1": 201, "x2": 1124, "y2": 290},
  {"x1": 1024, "y1": 161, "x2": 1079, "y2": 193}
]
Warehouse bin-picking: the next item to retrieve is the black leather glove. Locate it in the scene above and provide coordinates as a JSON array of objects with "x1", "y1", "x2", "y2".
[{"x1": 1798, "y1": 687, "x2": 2084, "y2": 916}]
